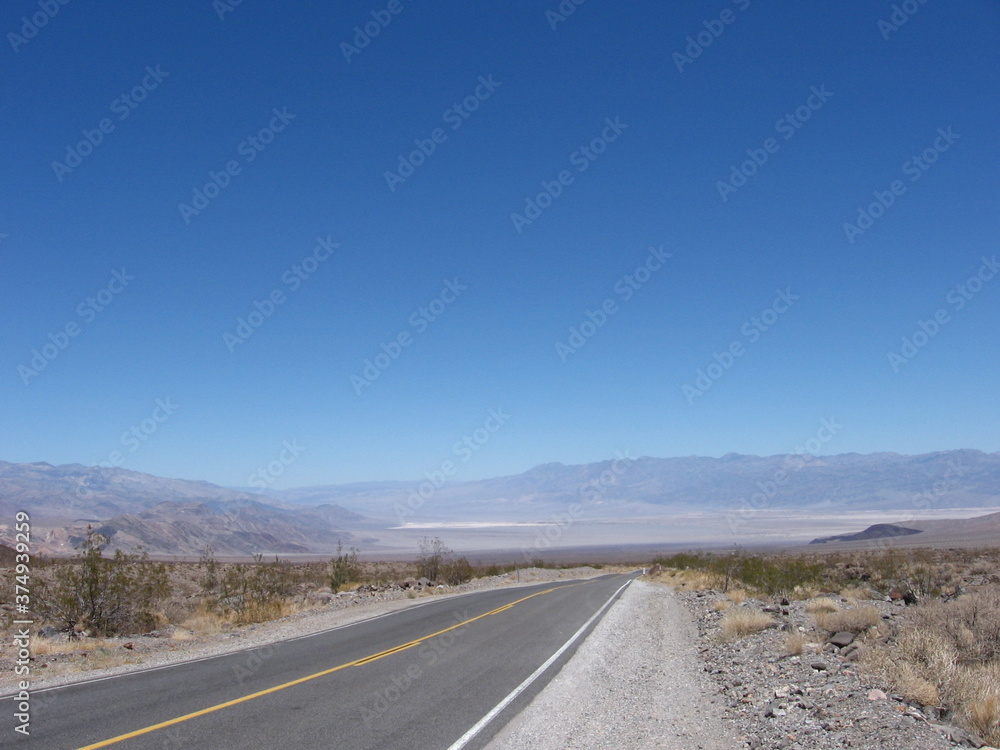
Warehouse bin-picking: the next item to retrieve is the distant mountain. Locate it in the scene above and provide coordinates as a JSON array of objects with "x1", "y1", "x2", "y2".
[
  {"x1": 810, "y1": 523, "x2": 923, "y2": 544},
  {"x1": 0, "y1": 461, "x2": 276, "y2": 521},
  {"x1": 268, "y1": 449, "x2": 1000, "y2": 521},
  {"x1": 0, "y1": 462, "x2": 369, "y2": 556},
  {"x1": 3, "y1": 450, "x2": 999, "y2": 555},
  {"x1": 58, "y1": 500, "x2": 362, "y2": 557}
]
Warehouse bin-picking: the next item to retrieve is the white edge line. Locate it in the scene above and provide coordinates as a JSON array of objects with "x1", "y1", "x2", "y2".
[
  {"x1": 0, "y1": 577, "x2": 593, "y2": 699},
  {"x1": 445, "y1": 577, "x2": 634, "y2": 750}
]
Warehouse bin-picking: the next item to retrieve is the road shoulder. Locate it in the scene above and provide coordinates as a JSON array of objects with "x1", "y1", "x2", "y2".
[{"x1": 485, "y1": 579, "x2": 738, "y2": 750}]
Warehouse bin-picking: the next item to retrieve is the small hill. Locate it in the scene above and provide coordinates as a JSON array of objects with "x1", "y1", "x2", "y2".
[{"x1": 810, "y1": 523, "x2": 923, "y2": 545}]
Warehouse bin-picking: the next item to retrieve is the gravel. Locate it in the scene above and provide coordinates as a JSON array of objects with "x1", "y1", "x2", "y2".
[
  {"x1": 485, "y1": 579, "x2": 739, "y2": 750},
  {"x1": 675, "y1": 588, "x2": 989, "y2": 750}
]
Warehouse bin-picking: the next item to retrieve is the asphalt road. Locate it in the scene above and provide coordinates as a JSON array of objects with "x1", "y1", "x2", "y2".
[{"x1": 8, "y1": 572, "x2": 638, "y2": 750}]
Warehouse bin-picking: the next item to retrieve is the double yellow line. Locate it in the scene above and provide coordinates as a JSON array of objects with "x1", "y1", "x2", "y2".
[{"x1": 77, "y1": 585, "x2": 566, "y2": 749}]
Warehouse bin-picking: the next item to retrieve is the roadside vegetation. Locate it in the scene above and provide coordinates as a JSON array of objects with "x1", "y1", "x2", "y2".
[
  {"x1": 0, "y1": 533, "x2": 607, "y2": 648},
  {"x1": 650, "y1": 547, "x2": 1000, "y2": 744}
]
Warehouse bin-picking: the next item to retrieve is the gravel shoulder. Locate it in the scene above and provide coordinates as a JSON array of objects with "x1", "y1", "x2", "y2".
[
  {"x1": 674, "y1": 587, "x2": 986, "y2": 750},
  {"x1": 0, "y1": 566, "x2": 607, "y2": 696},
  {"x1": 486, "y1": 579, "x2": 739, "y2": 750}
]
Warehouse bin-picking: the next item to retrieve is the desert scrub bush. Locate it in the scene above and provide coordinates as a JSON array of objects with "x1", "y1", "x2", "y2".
[
  {"x1": 329, "y1": 542, "x2": 361, "y2": 593},
  {"x1": 738, "y1": 556, "x2": 825, "y2": 598},
  {"x1": 967, "y1": 692, "x2": 1000, "y2": 745},
  {"x1": 727, "y1": 588, "x2": 748, "y2": 604},
  {"x1": 805, "y1": 597, "x2": 840, "y2": 615},
  {"x1": 840, "y1": 586, "x2": 876, "y2": 602},
  {"x1": 35, "y1": 529, "x2": 171, "y2": 636},
  {"x1": 214, "y1": 555, "x2": 297, "y2": 624},
  {"x1": 441, "y1": 556, "x2": 475, "y2": 585},
  {"x1": 814, "y1": 605, "x2": 881, "y2": 635},
  {"x1": 416, "y1": 537, "x2": 452, "y2": 582},
  {"x1": 862, "y1": 587, "x2": 1000, "y2": 745},
  {"x1": 719, "y1": 607, "x2": 774, "y2": 641},
  {"x1": 782, "y1": 631, "x2": 807, "y2": 657},
  {"x1": 180, "y1": 605, "x2": 232, "y2": 635},
  {"x1": 653, "y1": 552, "x2": 823, "y2": 597}
]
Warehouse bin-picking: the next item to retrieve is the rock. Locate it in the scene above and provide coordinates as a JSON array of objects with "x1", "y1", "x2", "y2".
[
  {"x1": 123, "y1": 642, "x2": 134, "y2": 650},
  {"x1": 867, "y1": 689, "x2": 888, "y2": 701},
  {"x1": 38, "y1": 625, "x2": 60, "y2": 639},
  {"x1": 811, "y1": 662, "x2": 829, "y2": 671},
  {"x1": 828, "y1": 631, "x2": 856, "y2": 648},
  {"x1": 929, "y1": 722, "x2": 986, "y2": 747},
  {"x1": 774, "y1": 685, "x2": 791, "y2": 699},
  {"x1": 763, "y1": 701, "x2": 786, "y2": 718}
]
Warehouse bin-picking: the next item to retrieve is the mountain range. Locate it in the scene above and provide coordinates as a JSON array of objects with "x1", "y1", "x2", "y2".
[{"x1": 1, "y1": 449, "x2": 998, "y2": 556}]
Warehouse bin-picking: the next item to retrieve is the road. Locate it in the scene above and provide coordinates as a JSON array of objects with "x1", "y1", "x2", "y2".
[{"x1": 7, "y1": 572, "x2": 638, "y2": 750}]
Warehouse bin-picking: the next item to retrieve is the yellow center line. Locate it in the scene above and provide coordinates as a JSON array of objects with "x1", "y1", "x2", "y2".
[{"x1": 76, "y1": 582, "x2": 584, "y2": 750}]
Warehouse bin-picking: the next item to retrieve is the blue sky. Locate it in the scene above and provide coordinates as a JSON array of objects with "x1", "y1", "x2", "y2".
[{"x1": 2, "y1": 0, "x2": 998, "y2": 489}]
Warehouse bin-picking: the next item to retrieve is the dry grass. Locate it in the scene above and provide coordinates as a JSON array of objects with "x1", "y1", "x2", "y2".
[
  {"x1": 661, "y1": 569, "x2": 724, "y2": 591},
  {"x1": 814, "y1": 605, "x2": 881, "y2": 635},
  {"x1": 713, "y1": 599, "x2": 732, "y2": 612},
  {"x1": 862, "y1": 587, "x2": 1000, "y2": 745},
  {"x1": 727, "y1": 588, "x2": 748, "y2": 604},
  {"x1": 76, "y1": 649, "x2": 142, "y2": 671},
  {"x1": 967, "y1": 694, "x2": 1000, "y2": 743},
  {"x1": 782, "y1": 631, "x2": 807, "y2": 657},
  {"x1": 180, "y1": 607, "x2": 231, "y2": 635},
  {"x1": 805, "y1": 597, "x2": 840, "y2": 615},
  {"x1": 719, "y1": 607, "x2": 774, "y2": 641},
  {"x1": 841, "y1": 586, "x2": 876, "y2": 602},
  {"x1": 31, "y1": 637, "x2": 114, "y2": 656},
  {"x1": 29, "y1": 636, "x2": 142, "y2": 673}
]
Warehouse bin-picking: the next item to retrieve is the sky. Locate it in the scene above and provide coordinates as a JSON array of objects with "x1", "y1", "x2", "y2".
[{"x1": 2, "y1": 0, "x2": 998, "y2": 490}]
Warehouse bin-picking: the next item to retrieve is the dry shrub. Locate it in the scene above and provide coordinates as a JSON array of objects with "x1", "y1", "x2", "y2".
[
  {"x1": 159, "y1": 599, "x2": 196, "y2": 626},
  {"x1": 970, "y1": 559, "x2": 995, "y2": 576},
  {"x1": 967, "y1": 695, "x2": 1000, "y2": 744},
  {"x1": 841, "y1": 586, "x2": 876, "y2": 602},
  {"x1": 941, "y1": 662, "x2": 1000, "y2": 745},
  {"x1": 782, "y1": 632, "x2": 807, "y2": 656},
  {"x1": 719, "y1": 607, "x2": 774, "y2": 641},
  {"x1": 815, "y1": 605, "x2": 881, "y2": 634},
  {"x1": 32, "y1": 637, "x2": 113, "y2": 656},
  {"x1": 713, "y1": 599, "x2": 732, "y2": 612},
  {"x1": 805, "y1": 597, "x2": 840, "y2": 615},
  {"x1": 727, "y1": 589, "x2": 748, "y2": 604},
  {"x1": 911, "y1": 588, "x2": 1000, "y2": 664},
  {"x1": 181, "y1": 607, "x2": 231, "y2": 635},
  {"x1": 663, "y1": 569, "x2": 723, "y2": 591},
  {"x1": 861, "y1": 588, "x2": 1000, "y2": 744},
  {"x1": 76, "y1": 649, "x2": 141, "y2": 672}
]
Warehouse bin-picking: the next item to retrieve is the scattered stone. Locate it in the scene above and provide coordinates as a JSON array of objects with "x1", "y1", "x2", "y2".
[
  {"x1": 673, "y1": 588, "x2": 959, "y2": 750},
  {"x1": 929, "y1": 722, "x2": 986, "y2": 747},
  {"x1": 867, "y1": 689, "x2": 888, "y2": 701},
  {"x1": 827, "y1": 631, "x2": 856, "y2": 648}
]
